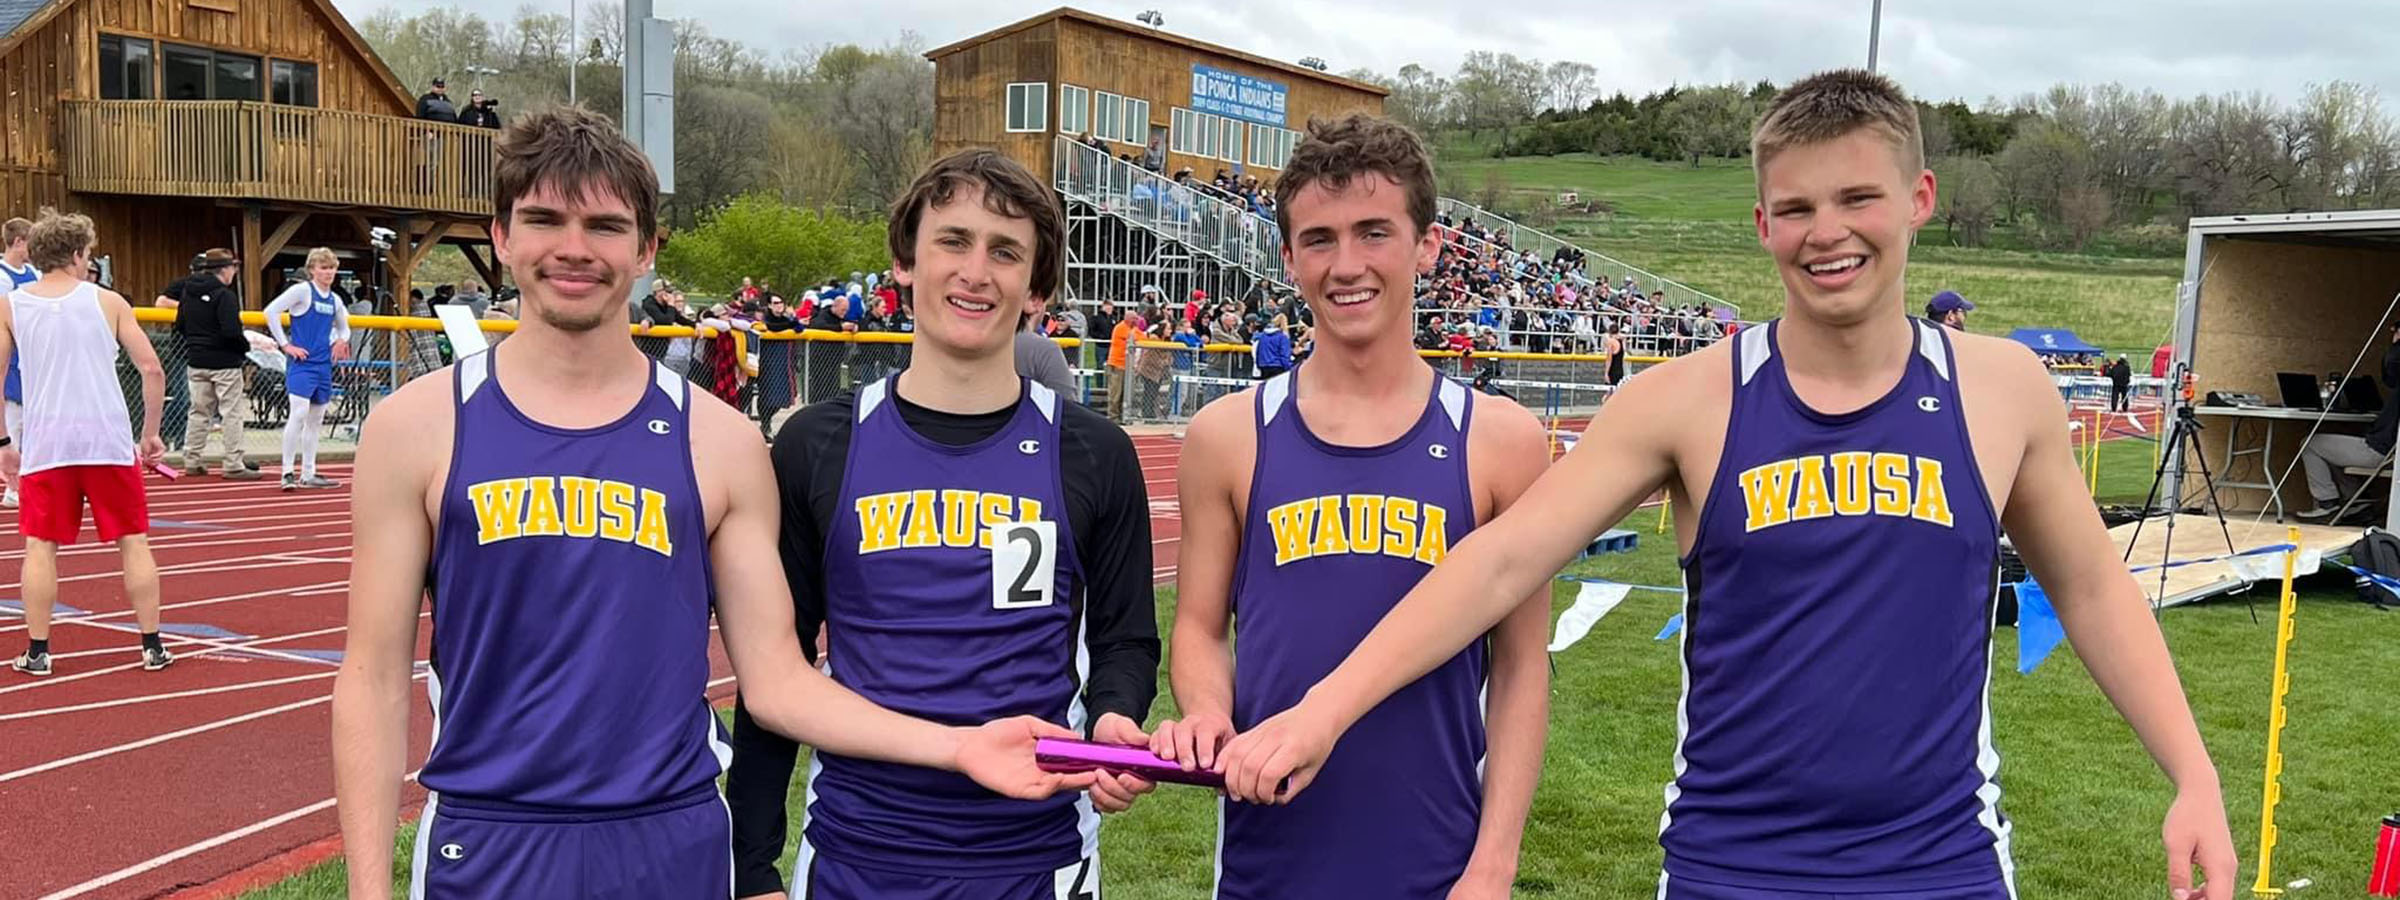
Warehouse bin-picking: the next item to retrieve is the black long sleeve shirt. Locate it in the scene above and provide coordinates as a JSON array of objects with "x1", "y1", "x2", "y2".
[{"x1": 723, "y1": 385, "x2": 1160, "y2": 896}]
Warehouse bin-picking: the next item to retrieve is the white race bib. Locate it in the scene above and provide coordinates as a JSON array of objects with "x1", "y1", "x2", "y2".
[{"x1": 991, "y1": 520, "x2": 1057, "y2": 610}]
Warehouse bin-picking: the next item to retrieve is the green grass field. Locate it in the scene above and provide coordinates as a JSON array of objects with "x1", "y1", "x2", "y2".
[
  {"x1": 1433, "y1": 149, "x2": 2186, "y2": 358},
  {"x1": 256, "y1": 440, "x2": 2399, "y2": 899}
]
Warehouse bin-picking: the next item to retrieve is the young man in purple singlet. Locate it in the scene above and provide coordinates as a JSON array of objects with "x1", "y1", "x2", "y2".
[{"x1": 1216, "y1": 70, "x2": 2240, "y2": 900}]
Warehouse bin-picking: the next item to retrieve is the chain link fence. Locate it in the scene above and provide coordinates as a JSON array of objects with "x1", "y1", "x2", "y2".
[{"x1": 110, "y1": 309, "x2": 1658, "y2": 460}]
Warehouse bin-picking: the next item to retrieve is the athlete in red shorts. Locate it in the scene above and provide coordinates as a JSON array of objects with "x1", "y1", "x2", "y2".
[{"x1": 0, "y1": 209, "x2": 171, "y2": 677}]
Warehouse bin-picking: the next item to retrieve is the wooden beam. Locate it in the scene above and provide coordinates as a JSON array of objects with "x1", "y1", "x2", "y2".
[
  {"x1": 257, "y1": 211, "x2": 312, "y2": 265},
  {"x1": 398, "y1": 220, "x2": 458, "y2": 274},
  {"x1": 390, "y1": 215, "x2": 421, "y2": 298},
  {"x1": 344, "y1": 213, "x2": 375, "y2": 245},
  {"x1": 461, "y1": 246, "x2": 501, "y2": 290},
  {"x1": 239, "y1": 205, "x2": 264, "y2": 310}
]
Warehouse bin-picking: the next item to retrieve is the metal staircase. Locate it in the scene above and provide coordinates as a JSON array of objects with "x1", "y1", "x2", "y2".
[{"x1": 1051, "y1": 136, "x2": 1293, "y2": 313}]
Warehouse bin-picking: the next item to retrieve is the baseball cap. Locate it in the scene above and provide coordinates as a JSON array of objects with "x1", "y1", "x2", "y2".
[
  {"x1": 1929, "y1": 290, "x2": 1974, "y2": 314},
  {"x1": 431, "y1": 77, "x2": 446, "y2": 87}
]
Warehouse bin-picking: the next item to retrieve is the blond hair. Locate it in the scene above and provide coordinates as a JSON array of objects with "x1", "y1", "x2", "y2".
[
  {"x1": 305, "y1": 247, "x2": 338, "y2": 270},
  {"x1": 1750, "y1": 69, "x2": 1924, "y2": 184},
  {"x1": 26, "y1": 208, "x2": 95, "y2": 273}
]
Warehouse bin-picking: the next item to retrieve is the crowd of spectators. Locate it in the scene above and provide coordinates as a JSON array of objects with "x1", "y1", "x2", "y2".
[{"x1": 1416, "y1": 213, "x2": 1735, "y2": 358}]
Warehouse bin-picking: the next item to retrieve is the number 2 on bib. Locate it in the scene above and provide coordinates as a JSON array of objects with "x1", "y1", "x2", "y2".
[{"x1": 991, "y1": 520, "x2": 1057, "y2": 610}]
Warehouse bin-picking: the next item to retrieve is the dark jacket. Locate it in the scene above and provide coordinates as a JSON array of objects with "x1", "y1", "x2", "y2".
[
  {"x1": 458, "y1": 103, "x2": 500, "y2": 129},
  {"x1": 173, "y1": 273, "x2": 249, "y2": 370},
  {"x1": 2371, "y1": 343, "x2": 2400, "y2": 454},
  {"x1": 416, "y1": 91, "x2": 458, "y2": 122}
]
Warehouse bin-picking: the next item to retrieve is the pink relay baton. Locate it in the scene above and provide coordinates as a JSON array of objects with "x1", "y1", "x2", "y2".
[{"x1": 1035, "y1": 738, "x2": 1225, "y2": 788}]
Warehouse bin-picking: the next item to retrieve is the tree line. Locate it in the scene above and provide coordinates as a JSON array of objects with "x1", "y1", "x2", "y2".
[
  {"x1": 358, "y1": 6, "x2": 2400, "y2": 270},
  {"x1": 1351, "y1": 51, "x2": 2400, "y2": 250}
]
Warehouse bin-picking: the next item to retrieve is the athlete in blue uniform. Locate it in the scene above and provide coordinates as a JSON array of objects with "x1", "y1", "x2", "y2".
[
  {"x1": 726, "y1": 149, "x2": 1161, "y2": 900},
  {"x1": 2, "y1": 215, "x2": 37, "y2": 510},
  {"x1": 265, "y1": 247, "x2": 351, "y2": 491},
  {"x1": 1218, "y1": 71, "x2": 2240, "y2": 900},
  {"x1": 1151, "y1": 113, "x2": 1553, "y2": 900},
  {"x1": 332, "y1": 106, "x2": 1095, "y2": 900}
]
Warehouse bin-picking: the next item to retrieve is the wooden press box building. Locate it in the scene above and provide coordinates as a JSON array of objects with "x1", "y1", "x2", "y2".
[
  {"x1": 926, "y1": 7, "x2": 1386, "y2": 190},
  {"x1": 0, "y1": 0, "x2": 498, "y2": 309}
]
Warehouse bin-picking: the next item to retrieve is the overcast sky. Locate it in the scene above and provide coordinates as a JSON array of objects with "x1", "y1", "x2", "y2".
[{"x1": 330, "y1": 0, "x2": 2394, "y2": 111}]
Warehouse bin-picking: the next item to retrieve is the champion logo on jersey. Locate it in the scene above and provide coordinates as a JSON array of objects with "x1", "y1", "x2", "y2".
[
  {"x1": 1428, "y1": 443, "x2": 1451, "y2": 459},
  {"x1": 1918, "y1": 396, "x2": 1942, "y2": 413},
  {"x1": 1019, "y1": 439, "x2": 1041, "y2": 455},
  {"x1": 439, "y1": 842, "x2": 465, "y2": 860},
  {"x1": 648, "y1": 419, "x2": 672, "y2": 435}
]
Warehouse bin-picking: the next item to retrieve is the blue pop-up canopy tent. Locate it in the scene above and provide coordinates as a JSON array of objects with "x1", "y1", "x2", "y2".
[{"x1": 2008, "y1": 328, "x2": 2103, "y2": 355}]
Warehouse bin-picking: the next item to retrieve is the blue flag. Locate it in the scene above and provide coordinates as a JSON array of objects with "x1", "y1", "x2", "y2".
[
  {"x1": 2015, "y1": 579, "x2": 2067, "y2": 674},
  {"x1": 1655, "y1": 613, "x2": 1684, "y2": 641}
]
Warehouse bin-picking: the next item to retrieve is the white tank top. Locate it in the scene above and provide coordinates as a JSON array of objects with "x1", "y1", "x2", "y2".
[{"x1": 11, "y1": 281, "x2": 135, "y2": 473}]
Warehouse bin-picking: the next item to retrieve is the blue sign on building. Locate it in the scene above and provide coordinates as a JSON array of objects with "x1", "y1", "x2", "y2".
[{"x1": 1190, "y1": 64, "x2": 1289, "y2": 127}]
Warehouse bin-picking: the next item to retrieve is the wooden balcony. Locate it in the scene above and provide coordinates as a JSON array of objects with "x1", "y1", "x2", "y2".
[{"x1": 60, "y1": 100, "x2": 495, "y2": 217}]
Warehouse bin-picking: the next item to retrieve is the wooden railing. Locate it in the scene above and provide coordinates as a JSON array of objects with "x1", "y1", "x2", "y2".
[{"x1": 60, "y1": 100, "x2": 495, "y2": 216}]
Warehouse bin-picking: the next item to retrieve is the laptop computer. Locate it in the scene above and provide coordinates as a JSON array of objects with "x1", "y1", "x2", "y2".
[
  {"x1": 2276, "y1": 372, "x2": 2325, "y2": 410},
  {"x1": 2332, "y1": 374, "x2": 2384, "y2": 414}
]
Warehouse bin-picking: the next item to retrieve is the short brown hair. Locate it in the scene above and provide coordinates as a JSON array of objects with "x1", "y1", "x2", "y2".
[
  {"x1": 2, "y1": 217, "x2": 30, "y2": 248},
  {"x1": 1751, "y1": 69, "x2": 1924, "y2": 183},
  {"x1": 886, "y1": 148, "x2": 1062, "y2": 303},
  {"x1": 27, "y1": 208, "x2": 95, "y2": 273},
  {"x1": 494, "y1": 105, "x2": 660, "y2": 246},
  {"x1": 1272, "y1": 113, "x2": 1437, "y2": 245}
]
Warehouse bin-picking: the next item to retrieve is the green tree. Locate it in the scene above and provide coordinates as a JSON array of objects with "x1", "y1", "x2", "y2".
[{"x1": 657, "y1": 194, "x2": 887, "y2": 296}]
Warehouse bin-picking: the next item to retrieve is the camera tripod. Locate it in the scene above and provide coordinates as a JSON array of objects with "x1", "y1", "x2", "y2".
[{"x1": 2122, "y1": 400, "x2": 2246, "y2": 617}]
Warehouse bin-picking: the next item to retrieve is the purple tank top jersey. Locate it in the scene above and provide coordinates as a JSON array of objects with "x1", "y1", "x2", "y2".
[
  {"x1": 420, "y1": 351, "x2": 726, "y2": 812},
  {"x1": 1217, "y1": 370, "x2": 1487, "y2": 900},
  {"x1": 806, "y1": 376, "x2": 1093, "y2": 877},
  {"x1": 1671, "y1": 319, "x2": 2013, "y2": 892}
]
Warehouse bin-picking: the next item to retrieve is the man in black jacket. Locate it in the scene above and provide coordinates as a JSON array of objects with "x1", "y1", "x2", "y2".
[
  {"x1": 2297, "y1": 321, "x2": 2400, "y2": 519},
  {"x1": 173, "y1": 249, "x2": 260, "y2": 479},
  {"x1": 415, "y1": 78, "x2": 458, "y2": 122},
  {"x1": 2108, "y1": 354, "x2": 2133, "y2": 411},
  {"x1": 458, "y1": 90, "x2": 501, "y2": 128}
]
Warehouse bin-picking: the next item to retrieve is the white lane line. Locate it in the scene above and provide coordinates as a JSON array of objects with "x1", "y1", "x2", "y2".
[
  {"x1": 0, "y1": 578, "x2": 349, "y2": 645},
  {"x1": 0, "y1": 671, "x2": 341, "y2": 721},
  {"x1": 34, "y1": 766, "x2": 419, "y2": 900},
  {"x1": 0, "y1": 674, "x2": 421, "y2": 786}
]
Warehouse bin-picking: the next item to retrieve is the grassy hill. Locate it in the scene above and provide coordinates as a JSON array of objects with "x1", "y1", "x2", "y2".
[{"x1": 1432, "y1": 147, "x2": 2184, "y2": 357}]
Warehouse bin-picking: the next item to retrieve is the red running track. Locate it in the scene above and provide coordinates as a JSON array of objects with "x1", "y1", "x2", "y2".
[{"x1": 0, "y1": 434, "x2": 1182, "y2": 899}]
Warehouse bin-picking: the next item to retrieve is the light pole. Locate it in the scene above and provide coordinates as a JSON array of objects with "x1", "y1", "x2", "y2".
[
  {"x1": 1867, "y1": 0, "x2": 1884, "y2": 72},
  {"x1": 568, "y1": 0, "x2": 577, "y2": 104},
  {"x1": 464, "y1": 64, "x2": 500, "y2": 91}
]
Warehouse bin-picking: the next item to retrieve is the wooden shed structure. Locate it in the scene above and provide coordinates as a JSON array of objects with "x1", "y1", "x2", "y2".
[
  {"x1": 0, "y1": 0, "x2": 499, "y2": 308},
  {"x1": 926, "y1": 7, "x2": 1386, "y2": 190},
  {"x1": 2166, "y1": 209, "x2": 2400, "y2": 524}
]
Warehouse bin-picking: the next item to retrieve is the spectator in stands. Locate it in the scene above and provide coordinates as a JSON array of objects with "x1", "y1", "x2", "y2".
[
  {"x1": 171, "y1": 248, "x2": 259, "y2": 480},
  {"x1": 416, "y1": 77, "x2": 458, "y2": 122},
  {"x1": 1253, "y1": 313, "x2": 1292, "y2": 380},
  {"x1": 1014, "y1": 323, "x2": 1076, "y2": 398},
  {"x1": 1211, "y1": 310, "x2": 1243, "y2": 346},
  {"x1": 1054, "y1": 298, "x2": 1087, "y2": 342},
  {"x1": 1089, "y1": 297, "x2": 1120, "y2": 342},
  {"x1": 1142, "y1": 137, "x2": 1165, "y2": 172},
  {"x1": 456, "y1": 280, "x2": 491, "y2": 318},
  {"x1": 1926, "y1": 289, "x2": 1973, "y2": 330}
]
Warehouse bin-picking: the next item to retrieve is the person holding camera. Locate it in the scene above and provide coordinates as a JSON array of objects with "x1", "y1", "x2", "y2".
[{"x1": 458, "y1": 90, "x2": 500, "y2": 129}]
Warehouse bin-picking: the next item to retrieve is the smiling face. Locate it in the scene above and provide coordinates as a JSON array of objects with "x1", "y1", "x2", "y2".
[
  {"x1": 1279, "y1": 171, "x2": 1439, "y2": 350},
  {"x1": 891, "y1": 181, "x2": 1042, "y2": 360},
  {"x1": 493, "y1": 178, "x2": 652, "y2": 334},
  {"x1": 1754, "y1": 128, "x2": 1934, "y2": 328}
]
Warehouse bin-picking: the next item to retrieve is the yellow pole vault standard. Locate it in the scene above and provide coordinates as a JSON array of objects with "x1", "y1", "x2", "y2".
[
  {"x1": 2089, "y1": 408, "x2": 2105, "y2": 496},
  {"x1": 2250, "y1": 525, "x2": 2303, "y2": 897},
  {"x1": 1656, "y1": 488, "x2": 1672, "y2": 535}
]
